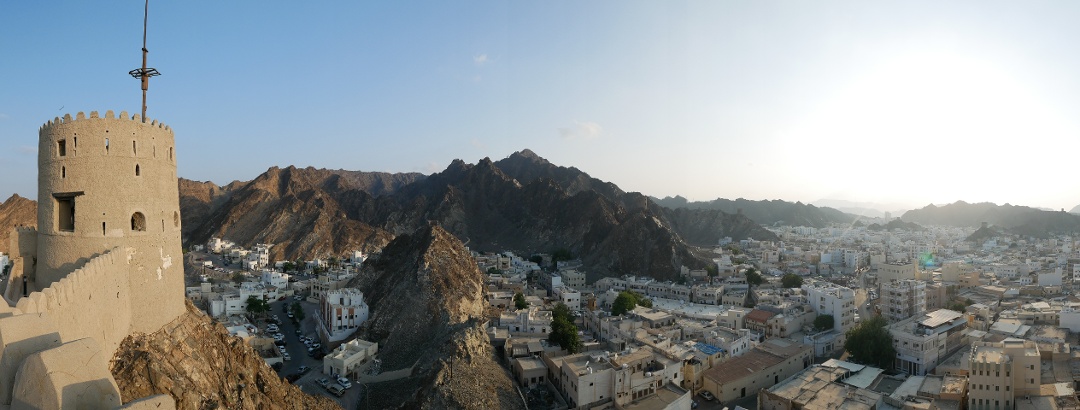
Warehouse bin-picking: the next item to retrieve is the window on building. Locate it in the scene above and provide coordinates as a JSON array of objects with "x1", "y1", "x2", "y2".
[
  {"x1": 135, "y1": 164, "x2": 140, "y2": 176},
  {"x1": 61, "y1": 166, "x2": 66, "y2": 178},
  {"x1": 58, "y1": 139, "x2": 66, "y2": 156},
  {"x1": 57, "y1": 197, "x2": 75, "y2": 232},
  {"x1": 105, "y1": 138, "x2": 110, "y2": 153},
  {"x1": 131, "y1": 212, "x2": 146, "y2": 231}
]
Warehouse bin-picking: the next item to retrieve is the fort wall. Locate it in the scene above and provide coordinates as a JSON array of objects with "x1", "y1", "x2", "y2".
[{"x1": 15, "y1": 247, "x2": 133, "y2": 355}]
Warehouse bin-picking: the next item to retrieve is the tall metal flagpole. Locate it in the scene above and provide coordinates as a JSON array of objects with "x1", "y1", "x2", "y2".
[{"x1": 129, "y1": 0, "x2": 160, "y2": 122}]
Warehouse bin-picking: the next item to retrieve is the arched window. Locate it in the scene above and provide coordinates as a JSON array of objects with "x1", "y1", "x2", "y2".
[
  {"x1": 131, "y1": 212, "x2": 146, "y2": 231},
  {"x1": 105, "y1": 138, "x2": 110, "y2": 153},
  {"x1": 174, "y1": 211, "x2": 180, "y2": 227},
  {"x1": 135, "y1": 164, "x2": 141, "y2": 176}
]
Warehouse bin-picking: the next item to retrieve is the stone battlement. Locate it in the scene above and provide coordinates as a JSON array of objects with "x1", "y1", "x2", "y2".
[
  {"x1": 39, "y1": 110, "x2": 171, "y2": 133},
  {"x1": 0, "y1": 248, "x2": 174, "y2": 409}
]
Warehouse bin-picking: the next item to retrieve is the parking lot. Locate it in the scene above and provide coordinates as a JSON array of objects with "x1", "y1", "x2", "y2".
[{"x1": 263, "y1": 298, "x2": 363, "y2": 408}]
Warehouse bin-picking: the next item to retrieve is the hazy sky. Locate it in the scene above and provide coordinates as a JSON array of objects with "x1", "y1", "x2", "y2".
[{"x1": 3, "y1": 1, "x2": 1080, "y2": 211}]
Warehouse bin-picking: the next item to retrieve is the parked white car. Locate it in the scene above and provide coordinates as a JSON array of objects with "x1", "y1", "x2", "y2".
[{"x1": 337, "y1": 377, "x2": 352, "y2": 389}]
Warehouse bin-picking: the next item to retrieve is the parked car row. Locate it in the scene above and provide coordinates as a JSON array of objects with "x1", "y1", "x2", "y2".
[{"x1": 315, "y1": 375, "x2": 351, "y2": 397}]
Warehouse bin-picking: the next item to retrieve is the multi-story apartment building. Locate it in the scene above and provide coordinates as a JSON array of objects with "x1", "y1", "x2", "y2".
[
  {"x1": 881, "y1": 279, "x2": 927, "y2": 323},
  {"x1": 877, "y1": 262, "x2": 918, "y2": 283},
  {"x1": 559, "y1": 269, "x2": 587, "y2": 288},
  {"x1": 691, "y1": 284, "x2": 724, "y2": 305},
  {"x1": 319, "y1": 288, "x2": 370, "y2": 342},
  {"x1": 889, "y1": 309, "x2": 968, "y2": 375},
  {"x1": 925, "y1": 282, "x2": 948, "y2": 311},
  {"x1": 553, "y1": 286, "x2": 581, "y2": 310},
  {"x1": 968, "y1": 339, "x2": 1040, "y2": 410},
  {"x1": 802, "y1": 280, "x2": 857, "y2": 333}
]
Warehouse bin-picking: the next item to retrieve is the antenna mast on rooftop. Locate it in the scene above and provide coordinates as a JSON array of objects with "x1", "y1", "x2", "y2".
[{"x1": 128, "y1": 0, "x2": 160, "y2": 122}]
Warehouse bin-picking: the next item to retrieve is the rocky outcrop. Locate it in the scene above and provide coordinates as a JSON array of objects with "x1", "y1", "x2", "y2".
[
  {"x1": 346, "y1": 224, "x2": 524, "y2": 409},
  {"x1": 110, "y1": 301, "x2": 340, "y2": 410},
  {"x1": 0, "y1": 194, "x2": 36, "y2": 255}
]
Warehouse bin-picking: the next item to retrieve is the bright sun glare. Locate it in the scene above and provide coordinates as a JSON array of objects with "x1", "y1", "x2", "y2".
[{"x1": 784, "y1": 50, "x2": 1077, "y2": 206}]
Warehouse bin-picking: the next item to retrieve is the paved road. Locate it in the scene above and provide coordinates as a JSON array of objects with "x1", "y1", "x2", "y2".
[{"x1": 268, "y1": 299, "x2": 362, "y2": 408}]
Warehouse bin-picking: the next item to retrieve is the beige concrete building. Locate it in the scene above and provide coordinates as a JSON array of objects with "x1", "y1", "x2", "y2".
[
  {"x1": 889, "y1": 309, "x2": 968, "y2": 375},
  {"x1": 968, "y1": 339, "x2": 1040, "y2": 410},
  {"x1": 881, "y1": 279, "x2": 927, "y2": 323},
  {"x1": 700, "y1": 338, "x2": 812, "y2": 402},
  {"x1": 877, "y1": 262, "x2": 918, "y2": 283},
  {"x1": 759, "y1": 365, "x2": 883, "y2": 410},
  {"x1": 323, "y1": 339, "x2": 378, "y2": 378}
]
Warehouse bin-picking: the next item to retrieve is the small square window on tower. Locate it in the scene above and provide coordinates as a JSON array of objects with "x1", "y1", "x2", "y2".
[{"x1": 58, "y1": 139, "x2": 67, "y2": 156}]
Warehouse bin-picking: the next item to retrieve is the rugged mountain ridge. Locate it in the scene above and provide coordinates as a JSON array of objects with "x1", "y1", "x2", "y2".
[
  {"x1": 180, "y1": 150, "x2": 777, "y2": 280},
  {"x1": 180, "y1": 166, "x2": 407, "y2": 261},
  {"x1": 110, "y1": 301, "x2": 340, "y2": 410},
  {"x1": 0, "y1": 194, "x2": 36, "y2": 255},
  {"x1": 651, "y1": 195, "x2": 852, "y2": 228},
  {"x1": 901, "y1": 201, "x2": 1080, "y2": 238},
  {"x1": 345, "y1": 224, "x2": 525, "y2": 409}
]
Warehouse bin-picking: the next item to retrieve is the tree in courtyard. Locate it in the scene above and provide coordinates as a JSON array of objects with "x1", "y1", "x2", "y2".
[
  {"x1": 245, "y1": 296, "x2": 270, "y2": 317},
  {"x1": 781, "y1": 273, "x2": 804, "y2": 288},
  {"x1": 231, "y1": 272, "x2": 246, "y2": 284},
  {"x1": 745, "y1": 267, "x2": 764, "y2": 286},
  {"x1": 843, "y1": 315, "x2": 895, "y2": 369},
  {"x1": 813, "y1": 314, "x2": 835, "y2": 332},
  {"x1": 291, "y1": 302, "x2": 305, "y2": 322},
  {"x1": 548, "y1": 303, "x2": 581, "y2": 353},
  {"x1": 611, "y1": 291, "x2": 652, "y2": 316},
  {"x1": 513, "y1": 292, "x2": 528, "y2": 310}
]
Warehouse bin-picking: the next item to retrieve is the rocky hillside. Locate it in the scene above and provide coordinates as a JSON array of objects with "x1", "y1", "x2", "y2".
[
  {"x1": 0, "y1": 194, "x2": 36, "y2": 255},
  {"x1": 181, "y1": 166, "x2": 399, "y2": 261},
  {"x1": 179, "y1": 151, "x2": 776, "y2": 279},
  {"x1": 661, "y1": 207, "x2": 780, "y2": 245},
  {"x1": 902, "y1": 201, "x2": 1080, "y2": 238},
  {"x1": 346, "y1": 224, "x2": 525, "y2": 409},
  {"x1": 651, "y1": 195, "x2": 852, "y2": 228},
  {"x1": 110, "y1": 301, "x2": 340, "y2": 410}
]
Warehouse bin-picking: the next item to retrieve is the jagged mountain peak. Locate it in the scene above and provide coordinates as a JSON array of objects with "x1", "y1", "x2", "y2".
[{"x1": 507, "y1": 148, "x2": 549, "y2": 164}]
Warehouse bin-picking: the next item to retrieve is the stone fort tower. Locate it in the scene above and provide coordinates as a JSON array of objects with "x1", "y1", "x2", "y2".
[{"x1": 32, "y1": 110, "x2": 185, "y2": 334}]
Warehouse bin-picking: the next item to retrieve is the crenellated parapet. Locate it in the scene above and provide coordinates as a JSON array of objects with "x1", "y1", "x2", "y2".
[
  {"x1": 39, "y1": 110, "x2": 171, "y2": 133},
  {"x1": 0, "y1": 248, "x2": 175, "y2": 409}
]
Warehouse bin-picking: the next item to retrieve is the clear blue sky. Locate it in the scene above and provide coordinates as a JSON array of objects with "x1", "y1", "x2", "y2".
[{"x1": 4, "y1": 1, "x2": 1080, "y2": 211}]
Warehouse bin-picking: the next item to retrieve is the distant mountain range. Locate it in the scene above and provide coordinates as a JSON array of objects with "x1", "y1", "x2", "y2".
[
  {"x1": 902, "y1": 201, "x2": 1080, "y2": 238},
  {"x1": 811, "y1": 199, "x2": 910, "y2": 219},
  {"x1": 650, "y1": 195, "x2": 853, "y2": 228}
]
